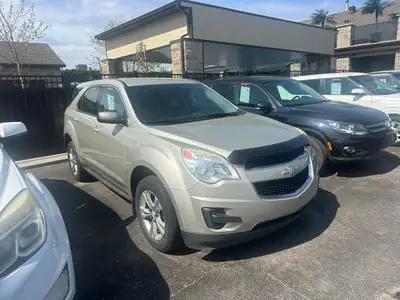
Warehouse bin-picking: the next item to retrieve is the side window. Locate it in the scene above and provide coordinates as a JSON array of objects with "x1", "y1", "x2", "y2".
[
  {"x1": 99, "y1": 86, "x2": 126, "y2": 116},
  {"x1": 324, "y1": 78, "x2": 358, "y2": 95},
  {"x1": 78, "y1": 86, "x2": 101, "y2": 115},
  {"x1": 302, "y1": 80, "x2": 321, "y2": 93},
  {"x1": 236, "y1": 83, "x2": 268, "y2": 105},
  {"x1": 211, "y1": 83, "x2": 235, "y2": 103}
]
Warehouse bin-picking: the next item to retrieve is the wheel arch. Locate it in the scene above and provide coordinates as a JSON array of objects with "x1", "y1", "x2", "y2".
[{"x1": 129, "y1": 162, "x2": 183, "y2": 226}]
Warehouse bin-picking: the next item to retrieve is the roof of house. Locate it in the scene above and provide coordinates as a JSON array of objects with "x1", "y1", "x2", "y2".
[
  {"x1": 0, "y1": 42, "x2": 65, "y2": 67},
  {"x1": 303, "y1": 0, "x2": 400, "y2": 27}
]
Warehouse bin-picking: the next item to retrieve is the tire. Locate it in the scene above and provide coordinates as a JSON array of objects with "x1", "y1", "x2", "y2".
[
  {"x1": 67, "y1": 142, "x2": 92, "y2": 182},
  {"x1": 135, "y1": 175, "x2": 184, "y2": 253},
  {"x1": 308, "y1": 136, "x2": 328, "y2": 172}
]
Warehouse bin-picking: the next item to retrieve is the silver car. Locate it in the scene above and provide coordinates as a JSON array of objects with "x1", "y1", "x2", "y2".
[{"x1": 64, "y1": 78, "x2": 319, "y2": 253}]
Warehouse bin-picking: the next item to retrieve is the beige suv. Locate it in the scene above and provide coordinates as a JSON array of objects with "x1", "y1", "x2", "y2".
[{"x1": 64, "y1": 78, "x2": 319, "y2": 253}]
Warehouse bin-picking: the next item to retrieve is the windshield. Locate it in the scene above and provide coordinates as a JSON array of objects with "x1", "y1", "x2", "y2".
[
  {"x1": 350, "y1": 75, "x2": 398, "y2": 95},
  {"x1": 372, "y1": 75, "x2": 400, "y2": 90},
  {"x1": 263, "y1": 80, "x2": 327, "y2": 107},
  {"x1": 125, "y1": 83, "x2": 240, "y2": 125}
]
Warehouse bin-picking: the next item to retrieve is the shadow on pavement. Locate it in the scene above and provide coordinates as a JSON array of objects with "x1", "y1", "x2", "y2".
[
  {"x1": 323, "y1": 150, "x2": 400, "y2": 178},
  {"x1": 41, "y1": 179, "x2": 170, "y2": 300},
  {"x1": 202, "y1": 188, "x2": 338, "y2": 262}
]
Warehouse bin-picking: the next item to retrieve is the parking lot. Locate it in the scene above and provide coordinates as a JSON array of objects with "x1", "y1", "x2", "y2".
[{"x1": 30, "y1": 147, "x2": 400, "y2": 300}]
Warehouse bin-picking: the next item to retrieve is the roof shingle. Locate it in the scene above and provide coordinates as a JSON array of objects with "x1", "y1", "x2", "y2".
[
  {"x1": 0, "y1": 42, "x2": 65, "y2": 67},
  {"x1": 303, "y1": 0, "x2": 400, "y2": 27}
]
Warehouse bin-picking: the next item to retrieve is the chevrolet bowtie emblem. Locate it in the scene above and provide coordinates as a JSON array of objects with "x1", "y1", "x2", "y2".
[{"x1": 282, "y1": 166, "x2": 295, "y2": 177}]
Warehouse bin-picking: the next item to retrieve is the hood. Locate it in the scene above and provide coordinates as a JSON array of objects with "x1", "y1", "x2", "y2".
[
  {"x1": 0, "y1": 147, "x2": 24, "y2": 212},
  {"x1": 289, "y1": 101, "x2": 388, "y2": 124},
  {"x1": 149, "y1": 113, "x2": 303, "y2": 156},
  {"x1": 371, "y1": 93, "x2": 400, "y2": 100}
]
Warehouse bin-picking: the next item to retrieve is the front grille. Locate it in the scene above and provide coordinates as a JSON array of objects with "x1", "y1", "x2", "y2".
[
  {"x1": 365, "y1": 121, "x2": 389, "y2": 133},
  {"x1": 253, "y1": 167, "x2": 309, "y2": 197},
  {"x1": 245, "y1": 147, "x2": 305, "y2": 170}
]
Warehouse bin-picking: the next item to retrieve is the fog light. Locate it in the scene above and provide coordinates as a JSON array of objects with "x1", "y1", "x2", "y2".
[
  {"x1": 202, "y1": 208, "x2": 242, "y2": 229},
  {"x1": 343, "y1": 146, "x2": 356, "y2": 155},
  {"x1": 44, "y1": 265, "x2": 69, "y2": 300}
]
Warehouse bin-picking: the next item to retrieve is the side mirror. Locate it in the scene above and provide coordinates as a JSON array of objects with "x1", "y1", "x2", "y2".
[
  {"x1": 97, "y1": 111, "x2": 127, "y2": 125},
  {"x1": 256, "y1": 102, "x2": 273, "y2": 113},
  {"x1": 350, "y1": 88, "x2": 367, "y2": 95},
  {"x1": 0, "y1": 122, "x2": 27, "y2": 140}
]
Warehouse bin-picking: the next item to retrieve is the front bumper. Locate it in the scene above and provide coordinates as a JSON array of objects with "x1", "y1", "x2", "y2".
[
  {"x1": 182, "y1": 199, "x2": 311, "y2": 249},
  {"x1": 173, "y1": 164, "x2": 319, "y2": 250},
  {"x1": 0, "y1": 174, "x2": 75, "y2": 300},
  {"x1": 329, "y1": 130, "x2": 396, "y2": 162}
]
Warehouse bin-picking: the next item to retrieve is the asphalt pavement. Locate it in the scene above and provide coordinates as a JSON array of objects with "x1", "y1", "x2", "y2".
[{"x1": 30, "y1": 147, "x2": 400, "y2": 300}]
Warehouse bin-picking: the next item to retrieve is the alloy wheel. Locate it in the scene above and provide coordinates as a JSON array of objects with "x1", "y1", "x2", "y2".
[
  {"x1": 68, "y1": 148, "x2": 79, "y2": 175},
  {"x1": 392, "y1": 121, "x2": 400, "y2": 143},
  {"x1": 139, "y1": 190, "x2": 165, "y2": 241}
]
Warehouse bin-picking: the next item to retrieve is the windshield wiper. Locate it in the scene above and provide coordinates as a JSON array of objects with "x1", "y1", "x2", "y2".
[{"x1": 145, "y1": 111, "x2": 241, "y2": 125}]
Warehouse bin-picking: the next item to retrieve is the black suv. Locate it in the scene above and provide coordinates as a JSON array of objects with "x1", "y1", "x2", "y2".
[{"x1": 204, "y1": 77, "x2": 395, "y2": 168}]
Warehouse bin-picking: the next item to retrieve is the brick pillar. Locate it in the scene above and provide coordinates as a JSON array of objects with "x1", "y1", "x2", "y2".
[
  {"x1": 336, "y1": 23, "x2": 354, "y2": 48},
  {"x1": 394, "y1": 15, "x2": 400, "y2": 70},
  {"x1": 290, "y1": 63, "x2": 301, "y2": 76},
  {"x1": 101, "y1": 59, "x2": 123, "y2": 75},
  {"x1": 170, "y1": 39, "x2": 204, "y2": 75},
  {"x1": 336, "y1": 58, "x2": 351, "y2": 71},
  {"x1": 334, "y1": 24, "x2": 354, "y2": 71}
]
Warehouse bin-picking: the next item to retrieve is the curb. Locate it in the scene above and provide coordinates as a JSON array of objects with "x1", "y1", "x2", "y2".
[{"x1": 16, "y1": 153, "x2": 68, "y2": 170}]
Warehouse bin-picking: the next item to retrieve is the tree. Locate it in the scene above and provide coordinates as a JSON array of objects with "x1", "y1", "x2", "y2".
[
  {"x1": 90, "y1": 17, "x2": 125, "y2": 72},
  {"x1": 310, "y1": 9, "x2": 336, "y2": 28},
  {"x1": 0, "y1": 0, "x2": 49, "y2": 80},
  {"x1": 361, "y1": 0, "x2": 388, "y2": 24}
]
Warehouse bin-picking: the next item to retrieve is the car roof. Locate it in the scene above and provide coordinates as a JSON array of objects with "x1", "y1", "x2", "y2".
[
  {"x1": 295, "y1": 72, "x2": 367, "y2": 80},
  {"x1": 76, "y1": 77, "x2": 198, "y2": 89},
  {"x1": 204, "y1": 76, "x2": 293, "y2": 83},
  {"x1": 370, "y1": 70, "x2": 397, "y2": 74}
]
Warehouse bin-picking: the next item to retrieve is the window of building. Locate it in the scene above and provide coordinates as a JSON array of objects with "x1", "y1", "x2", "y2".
[
  {"x1": 99, "y1": 86, "x2": 126, "y2": 116},
  {"x1": 78, "y1": 86, "x2": 102, "y2": 115}
]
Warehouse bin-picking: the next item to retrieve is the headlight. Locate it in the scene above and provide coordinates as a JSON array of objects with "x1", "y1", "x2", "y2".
[
  {"x1": 182, "y1": 149, "x2": 240, "y2": 184},
  {"x1": 328, "y1": 121, "x2": 368, "y2": 136},
  {"x1": 0, "y1": 189, "x2": 46, "y2": 276},
  {"x1": 305, "y1": 146, "x2": 318, "y2": 174}
]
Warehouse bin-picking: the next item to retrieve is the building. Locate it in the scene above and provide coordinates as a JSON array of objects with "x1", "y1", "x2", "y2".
[
  {"x1": 75, "y1": 64, "x2": 88, "y2": 71},
  {"x1": 0, "y1": 42, "x2": 65, "y2": 76},
  {"x1": 96, "y1": 0, "x2": 336, "y2": 76},
  {"x1": 304, "y1": 0, "x2": 400, "y2": 72}
]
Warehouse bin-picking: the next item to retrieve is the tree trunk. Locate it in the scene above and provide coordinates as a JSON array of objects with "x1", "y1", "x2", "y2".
[{"x1": 15, "y1": 61, "x2": 26, "y2": 89}]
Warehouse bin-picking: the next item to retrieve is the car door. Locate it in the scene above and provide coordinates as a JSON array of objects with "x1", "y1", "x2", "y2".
[
  {"x1": 91, "y1": 85, "x2": 128, "y2": 190},
  {"x1": 73, "y1": 86, "x2": 102, "y2": 166},
  {"x1": 232, "y1": 82, "x2": 287, "y2": 121},
  {"x1": 322, "y1": 77, "x2": 372, "y2": 107}
]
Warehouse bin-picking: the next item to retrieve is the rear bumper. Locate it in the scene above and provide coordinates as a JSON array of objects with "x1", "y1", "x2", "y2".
[
  {"x1": 329, "y1": 130, "x2": 395, "y2": 162},
  {"x1": 182, "y1": 200, "x2": 310, "y2": 249}
]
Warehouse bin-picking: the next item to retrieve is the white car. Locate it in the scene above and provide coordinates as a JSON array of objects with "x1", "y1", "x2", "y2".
[
  {"x1": 295, "y1": 72, "x2": 400, "y2": 141},
  {"x1": 0, "y1": 122, "x2": 75, "y2": 300}
]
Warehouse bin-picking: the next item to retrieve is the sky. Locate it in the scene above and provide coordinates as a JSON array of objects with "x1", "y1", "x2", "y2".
[{"x1": 8, "y1": 0, "x2": 366, "y2": 68}]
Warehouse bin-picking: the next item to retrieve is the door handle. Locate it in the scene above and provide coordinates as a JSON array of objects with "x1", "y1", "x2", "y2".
[
  {"x1": 93, "y1": 125, "x2": 99, "y2": 133},
  {"x1": 73, "y1": 117, "x2": 78, "y2": 121}
]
